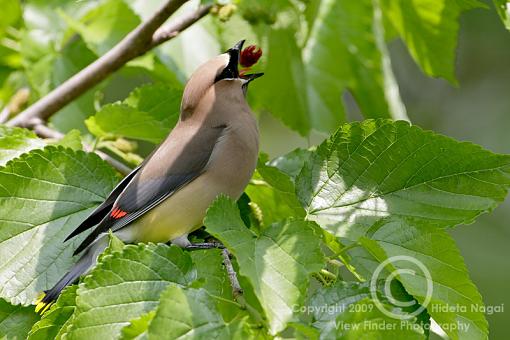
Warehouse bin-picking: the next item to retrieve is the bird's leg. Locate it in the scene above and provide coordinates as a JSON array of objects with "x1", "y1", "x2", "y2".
[{"x1": 180, "y1": 236, "x2": 243, "y2": 301}]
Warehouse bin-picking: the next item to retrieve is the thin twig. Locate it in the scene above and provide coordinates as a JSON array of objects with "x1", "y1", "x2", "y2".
[
  {"x1": 33, "y1": 123, "x2": 132, "y2": 175},
  {"x1": 221, "y1": 248, "x2": 243, "y2": 300},
  {"x1": 150, "y1": 4, "x2": 212, "y2": 47},
  {"x1": 7, "y1": 1, "x2": 212, "y2": 128}
]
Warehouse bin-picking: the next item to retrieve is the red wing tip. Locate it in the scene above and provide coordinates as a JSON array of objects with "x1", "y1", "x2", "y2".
[{"x1": 111, "y1": 208, "x2": 127, "y2": 219}]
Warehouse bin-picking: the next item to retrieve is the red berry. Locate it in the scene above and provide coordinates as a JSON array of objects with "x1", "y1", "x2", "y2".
[{"x1": 240, "y1": 45, "x2": 262, "y2": 68}]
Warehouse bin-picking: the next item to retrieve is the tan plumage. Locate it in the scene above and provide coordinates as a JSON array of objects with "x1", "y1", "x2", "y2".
[
  {"x1": 36, "y1": 40, "x2": 262, "y2": 311},
  {"x1": 125, "y1": 70, "x2": 259, "y2": 245}
]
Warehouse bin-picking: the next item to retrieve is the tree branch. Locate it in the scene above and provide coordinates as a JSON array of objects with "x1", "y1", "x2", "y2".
[
  {"x1": 33, "y1": 123, "x2": 133, "y2": 175},
  {"x1": 6, "y1": 1, "x2": 212, "y2": 128}
]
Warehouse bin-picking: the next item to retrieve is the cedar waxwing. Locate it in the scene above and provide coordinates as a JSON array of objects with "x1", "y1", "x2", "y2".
[{"x1": 36, "y1": 40, "x2": 263, "y2": 313}]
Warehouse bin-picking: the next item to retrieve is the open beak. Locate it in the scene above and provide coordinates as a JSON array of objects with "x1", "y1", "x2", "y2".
[{"x1": 241, "y1": 72, "x2": 264, "y2": 83}]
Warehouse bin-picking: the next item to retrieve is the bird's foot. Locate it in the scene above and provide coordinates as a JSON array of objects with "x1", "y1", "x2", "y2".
[{"x1": 185, "y1": 242, "x2": 224, "y2": 250}]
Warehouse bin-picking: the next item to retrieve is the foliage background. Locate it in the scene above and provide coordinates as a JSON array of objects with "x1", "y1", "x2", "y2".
[
  {"x1": 260, "y1": 4, "x2": 510, "y2": 338},
  {"x1": 0, "y1": 0, "x2": 509, "y2": 338},
  {"x1": 259, "y1": 4, "x2": 510, "y2": 338}
]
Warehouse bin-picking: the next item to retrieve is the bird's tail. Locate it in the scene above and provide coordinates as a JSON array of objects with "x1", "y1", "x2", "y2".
[{"x1": 35, "y1": 235, "x2": 108, "y2": 314}]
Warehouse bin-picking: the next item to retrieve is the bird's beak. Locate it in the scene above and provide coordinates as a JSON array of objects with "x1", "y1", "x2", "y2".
[
  {"x1": 241, "y1": 72, "x2": 264, "y2": 83},
  {"x1": 224, "y1": 40, "x2": 245, "y2": 78}
]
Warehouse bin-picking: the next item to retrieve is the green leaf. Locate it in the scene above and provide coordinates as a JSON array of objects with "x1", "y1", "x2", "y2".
[
  {"x1": 62, "y1": 0, "x2": 140, "y2": 55},
  {"x1": 0, "y1": 299, "x2": 40, "y2": 340},
  {"x1": 49, "y1": 37, "x2": 99, "y2": 133},
  {"x1": 205, "y1": 197, "x2": 325, "y2": 334},
  {"x1": 304, "y1": 0, "x2": 407, "y2": 129},
  {"x1": 246, "y1": 161, "x2": 306, "y2": 227},
  {"x1": 135, "y1": 285, "x2": 251, "y2": 339},
  {"x1": 349, "y1": 220, "x2": 488, "y2": 339},
  {"x1": 268, "y1": 148, "x2": 312, "y2": 181},
  {"x1": 64, "y1": 244, "x2": 196, "y2": 339},
  {"x1": 97, "y1": 231, "x2": 126, "y2": 263},
  {"x1": 255, "y1": 28, "x2": 310, "y2": 135},
  {"x1": 334, "y1": 298, "x2": 425, "y2": 339},
  {"x1": 0, "y1": 146, "x2": 118, "y2": 305},
  {"x1": 493, "y1": 0, "x2": 510, "y2": 30},
  {"x1": 0, "y1": 126, "x2": 45, "y2": 166},
  {"x1": 51, "y1": 129, "x2": 82, "y2": 151},
  {"x1": 308, "y1": 280, "x2": 429, "y2": 339},
  {"x1": 86, "y1": 83, "x2": 181, "y2": 143},
  {"x1": 0, "y1": 0, "x2": 21, "y2": 38},
  {"x1": 381, "y1": 0, "x2": 485, "y2": 83},
  {"x1": 119, "y1": 310, "x2": 155, "y2": 340},
  {"x1": 297, "y1": 119, "x2": 510, "y2": 240},
  {"x1": 27, "y1": 285, "x2": 77, "y2": 340},
  {"x1": 190, "y1": 249, "x2": 229, "y2": 298}
]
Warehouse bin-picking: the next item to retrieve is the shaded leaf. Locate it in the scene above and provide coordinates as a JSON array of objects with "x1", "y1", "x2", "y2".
[
  {"x1": 381, "y1": 0, "x2": 485, "y2": 82},
  {"x1": 334, "y1": 298, "x2": 425, "y2": 339},
  {"x1": 304, "y1": 0, "x2": 407, "y2": 129},
  {"x1": 308, "y1": 280, "x2": 429, "y2": 339},
  {"x1": 0, "y1": 299, "x2": 40, "y2": 340},
  {"x1": 190, "y1": 249, "x2": 229, "y2": 298},
  {"x1": 139, "y1": 285, "x2": 251, "y2": 339},
  {"x1": 348, "y1": 219, "x2": 488, "y2": 339},
  {"x1": 268, "y1": 148, "x2": 312, "y2": 182},
  {"x1": 246, "y1": 161, "x2": 305, "y2": 227},
  {"x1": 255, "y1": 28, "x2": 310, "y2": 135}
]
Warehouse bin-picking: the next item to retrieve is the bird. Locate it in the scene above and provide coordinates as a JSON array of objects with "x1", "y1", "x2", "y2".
[{"x1": 35, "y1": 40, "x2": 263, "y2": 313}]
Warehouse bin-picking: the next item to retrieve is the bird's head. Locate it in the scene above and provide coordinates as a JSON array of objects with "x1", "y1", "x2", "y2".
[{"x1": 180, "y1": 40, "x2": 263, "y2": 116}]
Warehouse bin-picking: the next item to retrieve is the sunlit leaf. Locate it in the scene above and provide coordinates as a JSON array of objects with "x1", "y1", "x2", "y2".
[
  {"x1": 297, "y1": 119, "x2": 510, "y2": 240},
  {"x1": 493, "y1": 0, "x2": 510, "y2": 30},
  {"x1": 0, "y1": 125, "x2": 45, "y2": 166},
  {"x1": 0, "y1": 147, "x2": 118, "y2": 305},
  {"x1": 64, "y1": 244, "x2": 196, "y2": 339}
]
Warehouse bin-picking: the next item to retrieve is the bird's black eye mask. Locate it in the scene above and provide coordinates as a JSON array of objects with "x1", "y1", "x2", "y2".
[
  {"x1": 215, "y1": 40, "x2": 244, "y2": 82},
  {"x1": 215, "y1": 49, "x2": 239, "y2": 82}
]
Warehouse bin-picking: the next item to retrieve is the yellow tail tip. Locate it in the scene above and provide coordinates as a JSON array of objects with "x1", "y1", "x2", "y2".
[{"x1": 35, "y1": 292, "x2": 53, "y2": 314}]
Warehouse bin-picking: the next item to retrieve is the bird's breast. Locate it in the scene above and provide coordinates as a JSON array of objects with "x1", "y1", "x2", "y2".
[{"x1": 123, "y1": 117, "x2": 258, "y2": 244}]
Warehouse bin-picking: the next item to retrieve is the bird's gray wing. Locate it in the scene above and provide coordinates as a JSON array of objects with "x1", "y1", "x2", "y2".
[
  {"x1": 64, "y1": 164, "x2": 142, "y2": 242},
  {"x1": 73, "y1": 124, "x2": 226, "y2": 254}
]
